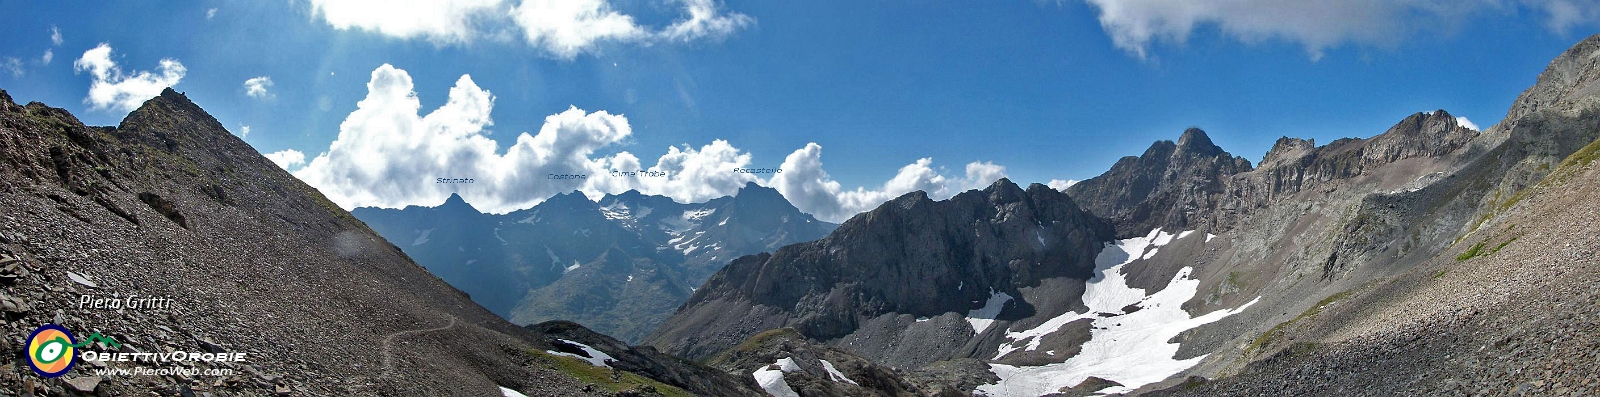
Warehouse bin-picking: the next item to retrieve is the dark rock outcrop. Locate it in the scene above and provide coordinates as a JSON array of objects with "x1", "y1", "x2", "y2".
[
  {"x1": 528, "y1": 321, "x2": 766, "y2": 397},
  {"x1": 647, "y1": 179, "x2": 1113, "y2": 364},
  {"x1": 1066, "y1": 128, "x2": 1253, "y2": 237},
  {"x1": 704, "y1": 328, "x2": 932, "y2": 397}
]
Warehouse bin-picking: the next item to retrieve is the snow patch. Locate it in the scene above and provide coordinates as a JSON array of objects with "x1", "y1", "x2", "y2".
[
  {"x1": 753, "y1": 358, "x2": 802, "y2": 397},
  {"x1": 978, "y1": 229, "x2": 1261, "y2": 396},
  {"x1": 820, "y1": 359, "x2": 858, "y2": 385},
  {"x1": 1206, "y1": 233, "x2": 1218, "y2": 243},
  {"x1": 499, "y1": 386, "x2": 529, "y2": 397},
  {"x1": 564, "y1": 260, "x2": 581, "y2": 274},
  {"x1": 544, "y1": 246, "x2": 561, "y2": 268},
  {"x1": 517, "y1": 209, "x2": 541, "y2": 224},
  {"x1": 547, "y1": 339, "x2": 614, "y2": 368},
  {"x1": 682, "y1": 208, "x2": 714, "y2": 225},
  {"x1": 966, "y1": 290, "x2": 1013, "y2": 335},
  {"x1": 411, "y1": 229, "x2": 433, "y2": 246},
  {"x1": 601, "y1": 202, "x2": 631, "y2": 220}
]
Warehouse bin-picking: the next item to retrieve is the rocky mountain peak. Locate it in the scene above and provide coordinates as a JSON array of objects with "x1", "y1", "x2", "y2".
[
  {"x1": 1067, "y1": 129, "x2": 1252, "y2": 237},
  {"x1": 438, "y1": 192, "x2": 478, "y2": 212},
  {"x1": 649, "y1": 172, "x2": 1112, "y2": 361},
  {"x1": 1361, "y1": 109, "x2": 1477, "y2": 165},
  {"x1": 1507, "y1": 33, "x2": 1600, "y2": 122},
  {"x1": 733, "y1": 181, "x2": 784, "y2": 201},
  {"x1": 608, "y1": 189, "x2": 646, "y2": 201},
  {"x1": 543, "y1": 190, "x2": 597, "y2": 209},
  {"x1": 1176, "y1": 127, "x2": 1224, "y2": 157},
  {"x1": 1260, "y1": 136, "x2": 1316, "y2": 167}
]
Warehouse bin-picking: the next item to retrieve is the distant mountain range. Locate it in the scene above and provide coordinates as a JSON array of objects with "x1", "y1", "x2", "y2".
[{"x1": 353, "y1": 182, "x2": 837, "y2": 342}]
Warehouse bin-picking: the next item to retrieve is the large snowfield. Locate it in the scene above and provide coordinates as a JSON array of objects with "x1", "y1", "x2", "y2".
[{"x1": 977, "y1": 229, "x2": 1259, "y2": 396}]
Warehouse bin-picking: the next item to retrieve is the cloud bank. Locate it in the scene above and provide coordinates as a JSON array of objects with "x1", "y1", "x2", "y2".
[
  {"x1": 73, "y1": 43, "x2": 186, "y2": 113},
  {"x1": 309, "y1": 0, "x2": 752, "y2": 58},
  {"x1": 1082, "y1": 0, "x2": 1600, "y2": 60},
  {"x1": 291, "y1": 64, "x2": 1008, "y2": 222}
]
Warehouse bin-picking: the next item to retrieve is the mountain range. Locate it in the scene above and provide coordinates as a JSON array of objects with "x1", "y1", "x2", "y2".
[
  {"x1": 1, "y1": 32, "x2": 1597, "y2": 397},
  {"x1": 353, "y1": 182, "x2": 836, "y2": 342},
  {"x1": 648, "y1": 34, "x2": 1600, "y2": 396}
]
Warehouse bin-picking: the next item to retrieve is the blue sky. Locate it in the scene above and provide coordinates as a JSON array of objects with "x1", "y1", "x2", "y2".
[{"x1": 2, "y1": 1, "x2": 1596, "y2": 221}]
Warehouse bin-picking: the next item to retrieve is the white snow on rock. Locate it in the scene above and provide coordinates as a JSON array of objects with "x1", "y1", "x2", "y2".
[
  {"x1": 564, "y1": 260, "x2": 581, "y2": 274},
  {"x1": 820, "y1": 359, "x2": 859, "y2": 385},
  {"x1": 1206, "y1": 233, "x2": 1218, "y2": 243},
  {"x1": 967, "y1": 290, "x2": 1014, "y2": 334},
  {"x1": 753, "y1": 357, "x2": 802, "y2": 397},
  {"x1": 411, "y1": 229, "x2": 433, "y2": 246},
  {"x1": 517, "y1": 209, "x2": 541, "y2": 224},
  {"x1": 978, "y1": 229, "x2": 1260, "y2": 397},
  {"x1": 546, "y1": 339, "x2": 615, "y2": 368},
  {"x1": 499, "y1": 386, "x2": 529, "y2": 397},
  {"x1": 544, "y1": 246, "x2": 561, "y2": 268},
  {"x1": 601, "y1": 201, "x2": 631, "y2": 220}
]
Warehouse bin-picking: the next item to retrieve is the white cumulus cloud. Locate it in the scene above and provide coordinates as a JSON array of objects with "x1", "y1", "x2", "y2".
[
  {"x1": 289, "y1": 65, "x2": 1013, "y2": 221},
  {"x1": 72, "y1": 43, "x2": 186, "y2": 113},
  {"x1": 309, "y1": 0, "x2": 503, "y2": 44},
  {"x1": 265, "y1": 149, "x2": 306, "y2": 170},
  {"x1": 50, "y1": 26, "x2": 63, "y2": 46},
  {"x1": 41, "y1": 49, "x2": 53, "y2": 65},
  {"x1": 207, "y1": 8, "x2": 218, "y2": 20},
  {"x1": 509, "y1": 0, "x2": 646, "y2": 58},
  {"x1": 1082, "y1": 0, "x2": 1600, "y2": 60},
  {"x1": 244, "y1": 76, "x2": 274, "y2": 99},
  {"x1": 769, "y1": 144, "x2": 1009, "y2": 223},
  {"x1": 308, "y1": 0, "x2": 753, "y2": 58},
  {"x1": 1047, "y1": 179, "x2": 1080, "y2": 191},
  {"x1": 1455, "y1": 116, "x2": 1480, "y2": 131}
]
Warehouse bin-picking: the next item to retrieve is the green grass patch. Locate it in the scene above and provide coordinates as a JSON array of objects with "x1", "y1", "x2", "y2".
[
  {"x1": 1432, "y1": 270, "x2": 1447, "y2": 279},
  {"x1": 1247, "y1": 290, "x2": 1352, "y2": 354},
  {"x1": 1490, "y1": 236, "x2": 1520, "y2": 255},
  {"x1": 1455, "y1": 241, "x2": 1487, "y2": 261},
  {"x1": 529, "y1": 350, "x2": 692, "y2": 397}
]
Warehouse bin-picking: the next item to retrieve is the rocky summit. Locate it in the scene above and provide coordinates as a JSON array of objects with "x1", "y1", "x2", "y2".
[{"x1": 647, "y1": 179, "x2": 1114, "y2": 368}]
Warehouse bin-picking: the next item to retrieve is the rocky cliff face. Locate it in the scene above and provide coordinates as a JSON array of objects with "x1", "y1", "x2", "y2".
[
  {"x1": 1066, "y1": 128, "x2": 1253, "y2": 238},
  {"x1": 647, "y1": 179, "x2": 1114, "y2": 367}
]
